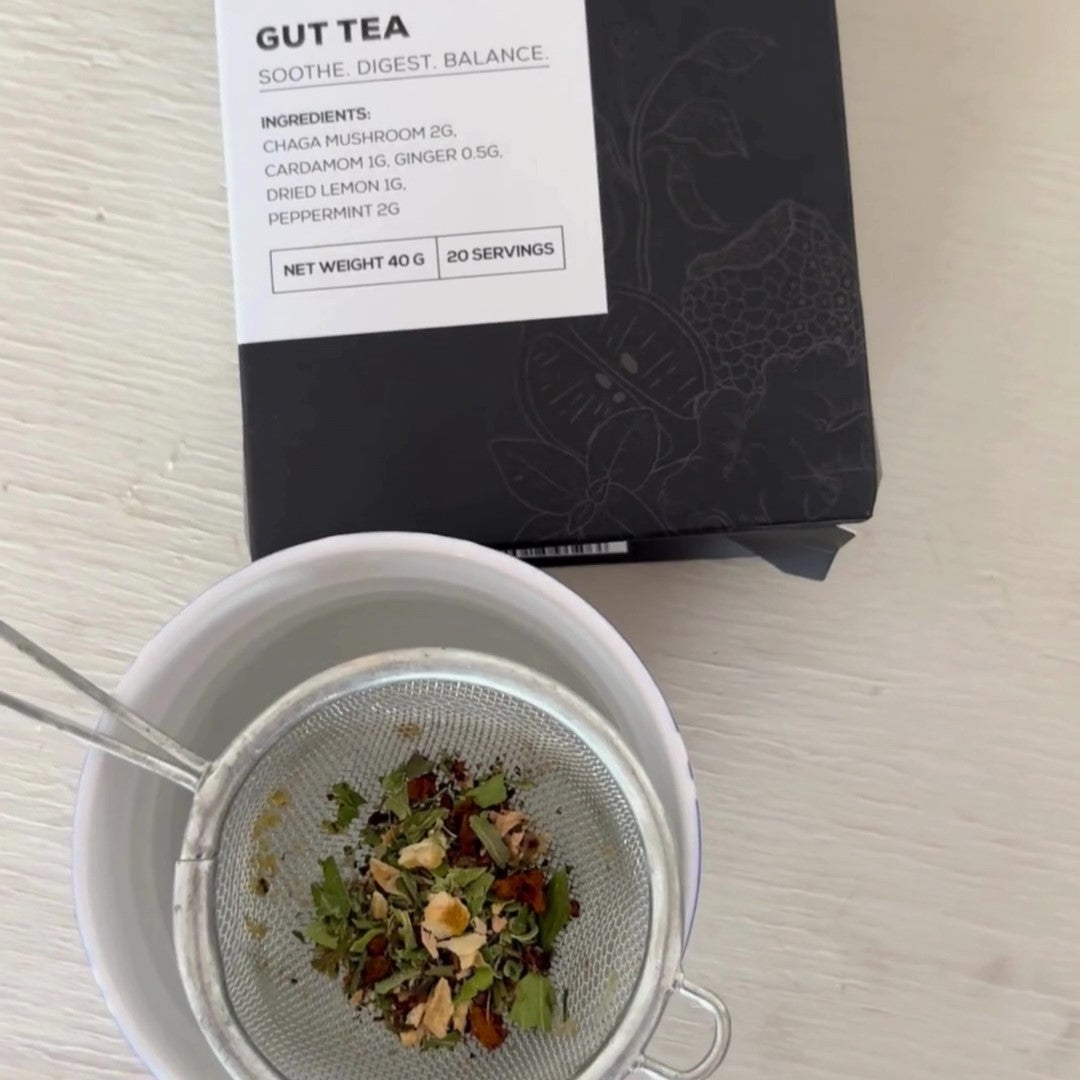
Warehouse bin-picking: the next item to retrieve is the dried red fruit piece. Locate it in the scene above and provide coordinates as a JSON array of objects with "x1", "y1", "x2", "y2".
[
  {"x1": 406, "y1": 773, "x2": 437, "y2": 803},
  {"x1": 359, "y1": 955, "x2": 392, "y2": 987},
  {"x1": 570, "y1": 899, "x2": 581, "y2": 919},
  {"x1": 469, "y1": 995, "x2": 508, "y2": 1050},
  {"x1": 492, "y1": 870, "x2": 547, "y2": 914},
  {"x1": 521, "y1": 945, "x2": 551, "y2": 973},
  {"x1": 366, "y1": 934, "x2": 388, "y2": 957},
  {"x1": 449, "y1": 800, "x2": 481, "y2": 860}
]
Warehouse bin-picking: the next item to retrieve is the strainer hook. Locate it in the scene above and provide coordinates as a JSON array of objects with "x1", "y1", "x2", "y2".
[
  {"x1": 0, "y1": 620, "x2": 207, "y2": 792},
  {"x1": 637, "y1": 977, "x2": 732, "y2": 1080}
]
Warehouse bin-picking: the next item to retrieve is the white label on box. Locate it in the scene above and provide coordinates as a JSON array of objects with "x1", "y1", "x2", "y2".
[{"x1": 214, "y1": 1, "x2": 608, "y2": 344}]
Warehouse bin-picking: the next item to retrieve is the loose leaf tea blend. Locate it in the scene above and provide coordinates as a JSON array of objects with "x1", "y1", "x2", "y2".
[{"x1": 299, "y1": 757, "x2": 580, "y2": 1050}]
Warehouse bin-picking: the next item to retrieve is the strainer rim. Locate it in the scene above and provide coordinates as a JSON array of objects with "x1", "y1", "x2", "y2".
[{"x1": 173, "y1": 648, "x2": 684, "y2": 1080}]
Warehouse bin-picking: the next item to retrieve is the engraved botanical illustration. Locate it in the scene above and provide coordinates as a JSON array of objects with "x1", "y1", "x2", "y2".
[{"x1": 491, "y1": 10, "x2": 876, "y2": 543}]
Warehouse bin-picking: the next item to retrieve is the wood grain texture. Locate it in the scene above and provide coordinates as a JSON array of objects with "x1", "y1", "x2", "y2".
[{"x1": 2, "y1": 0, "x2": 1079, "y2": 1077}]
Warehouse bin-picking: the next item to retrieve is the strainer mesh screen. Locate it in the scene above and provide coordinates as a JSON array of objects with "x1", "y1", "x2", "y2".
[{"x1": 213, "y1": 676, "x2": 652, "y2": 1080}]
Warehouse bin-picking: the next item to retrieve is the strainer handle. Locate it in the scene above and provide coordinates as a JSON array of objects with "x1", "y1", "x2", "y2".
[
  {"x1": 0, "y1": 620, "x2": 207, "y2": 791},
  {"x1": 637, "y1": 977, "x2": 732, "y2": 1080}
]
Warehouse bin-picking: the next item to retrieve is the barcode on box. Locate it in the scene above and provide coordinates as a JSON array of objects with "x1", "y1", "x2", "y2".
[{"x1": 509, "y1": 541, "x2": 630, "y2": 561}]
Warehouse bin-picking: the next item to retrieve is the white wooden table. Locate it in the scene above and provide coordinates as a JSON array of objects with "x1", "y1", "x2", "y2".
[{"x1": 2, "y1": 1, "x2": 1079, "y2": 1077}]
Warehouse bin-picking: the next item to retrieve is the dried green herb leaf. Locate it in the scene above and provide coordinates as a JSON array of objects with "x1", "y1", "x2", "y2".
[
  {"x1": 445, "y1": 866, "x2": 488, "y2": 891},
  {"x1": 404, "y1": 753, "x2": 436, "y2": 779},
  {"x1": 463, "y1": 871, "x2": 494, "y2": 916},
  {"x1": 466, "y1": 772, "x2": 508, "y2": 809},
  {"x1": 510, "y1": 973, "x2": 554, "y2": 1032},
  {"x1": 539, "y1": 869, "x2": 571, "y2": 952},
  {"x1": 311, "y1": 946, "x2": 341, "y2": 977},
  {"x1": 322, "y1": 781, "x2": 366, "y2": 835},
  {"x1": 361, "y1": 825, "x2": 385, "y2": 851},
  {"x1": 304, "y1": 920, "x2": 340, "y2": 949},
  {"x1": 381, "y1": 766, "x2": 410, "y2": 820},
  {"x1": 348, "y1": 927, "x2": 383, "y2": 954},
  {"x1": 469, "y1": 814, "x2": 509, "y2": 868},
  {"x1": 492, "y1": 977, "x2": 511, "y2": 1016},
  {"x1": 399, "y1": 812, "x2": 444, "y2": 851},
  {"x1": 393, "y1": 908, "x2": 418, "y2": 951},
  {"x1": 396, "y1": 868, "x2": 421, "y2": 907},
  {"x1": 401, "y1": 807, "x2": 448, "y2": 845},
  {"x1": 314, "y1": 857, "x2": 350, "y2": 920},
  {"x1": 373, "y1": 969, "x2": 418, "y2": 995},
  {"x1": 422, "y1": 1032, "x2": 462, "y2": 1051},
  {"x1": 507, "y1": 906, "x2": 539, "y2": 944},
  {"x1": 503, "y1": 957, "x2": 524, "y2": 982},
  {"x1": 454, "y1": 965, "x2": 494, "y2": 1006}
]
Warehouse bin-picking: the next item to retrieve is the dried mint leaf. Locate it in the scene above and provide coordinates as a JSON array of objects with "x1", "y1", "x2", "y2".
[
  {"x1": 401, "y1": 806, "x2": 448, "y2": 844},
  {"x1": 454, "y1": 965, "x2": 494, "y2": 1006},
  {"x1": 510, "y1": 973, "x2": 554, "y2": 1032},
  {"x1": 349, "y1": 927, "x2": 383, "y2": 954},
  {"x1": 304, "y1": 920, "x2": 340, "y2": 949},
  {"x1": 467, "y1": 771, "x2": 508, "y2": 809},
  {"x1": 404, "y1": 753, "x2": 435, "y2": 779},
  {"x1": 373, "y1": 969, "x2": 419, "y2": 995},
  {"x1": 381, "y1": 766, "x2": 410, "y2": 820},
  {"x1": 313, "y1": 857, "x2": 350, "y2": 920},
  {"x1": 539, "y1": 869, "x2": 571, "y2": 952},
  {"x1": 322, "y1": 781, "x2": 366, "y2": 834},
  {"x1": 469, "y1": 814, "x2": 510, "y2": 868}
]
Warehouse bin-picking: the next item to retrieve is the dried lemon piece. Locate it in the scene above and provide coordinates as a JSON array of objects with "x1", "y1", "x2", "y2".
[
  {"x1": 443, "y1": 932, "x2": 487, "y2": 972},
  {"x1": 492, "y1": 809, "x2": 528, "y2": 837},
  {"x1": 423, "y1": 977, "x2": 454, "y2": 1039},
  {"x1": 398, "y1": 837, "x2": 445, "y2": 871},
  {"x1": 405, "y1": 1001, "x2": 427, "y2": 1029},
  {"x1": 453, "y1": 1000, "x2": 469, "y2": 1034},
  {"x1": 370, "y1": 891, "x2": 389, "y2": 921},
  {"x1": 422, "y1": 891, "x2": 470, "y2": 939},
  {"x1": 369, "y1": 858, "x2": 402, "y2": 896},
  {"x1": 421, "y1": 925, "x2": 440, "y2": 960}
]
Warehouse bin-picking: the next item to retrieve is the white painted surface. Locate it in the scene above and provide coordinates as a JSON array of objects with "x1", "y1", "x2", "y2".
[{"x1": 1, "y1": 1, "x2": 1078, "y2": 1077}]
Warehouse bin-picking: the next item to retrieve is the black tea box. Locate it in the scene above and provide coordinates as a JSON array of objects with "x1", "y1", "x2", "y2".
[{"x1": 214, "y1": 0, "x2": 877, "y2": 565}]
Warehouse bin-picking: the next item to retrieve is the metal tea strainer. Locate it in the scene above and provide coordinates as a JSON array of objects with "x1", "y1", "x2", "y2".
[{"x1": 0, "y1": 620, "x2": 730, "y2": 1080}]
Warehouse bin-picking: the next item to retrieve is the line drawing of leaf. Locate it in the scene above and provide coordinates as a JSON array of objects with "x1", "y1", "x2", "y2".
[
  {"x1": 656, "y1": 98, "x2": 747, "y2": 159},
  {"x1": 594, "y1": 110, "x2": 633, "y2": 184},
  {"x1": 489, "y1": 440, "x2": 585, "y2": 515},
  {"x1": 587, "y1": 409, "x2": 661, "y2": 492},
  {"x1": 591, "y1": 485, "x2": 663, "y2": 535},
  {"x1": 515, "y1": 512, "x2": 573, "y2": 544},
  {"x1": 600, "y1": 177, "x2": 626, "y2": 257},
  {"x1": 665, "y1": 149, "x2": 730, "y2": 235},
  {"x1": 687, "y1": 27, "x2": 774, "y2": 75}
]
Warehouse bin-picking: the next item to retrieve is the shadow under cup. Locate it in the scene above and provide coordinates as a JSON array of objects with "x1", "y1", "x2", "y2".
[{"x1": 71, "y1": 535, "x2": 701, "y2": 1080}]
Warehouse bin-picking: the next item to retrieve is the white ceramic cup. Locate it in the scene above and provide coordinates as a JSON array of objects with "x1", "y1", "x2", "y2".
[{"x1": 71, "y1": 533, "x2": 702, "y2": 1079}]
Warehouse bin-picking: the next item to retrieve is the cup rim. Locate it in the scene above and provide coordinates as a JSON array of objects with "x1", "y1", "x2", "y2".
[{"x1": 71, "y1": 532, "x2": 703, "y2": 1079}]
